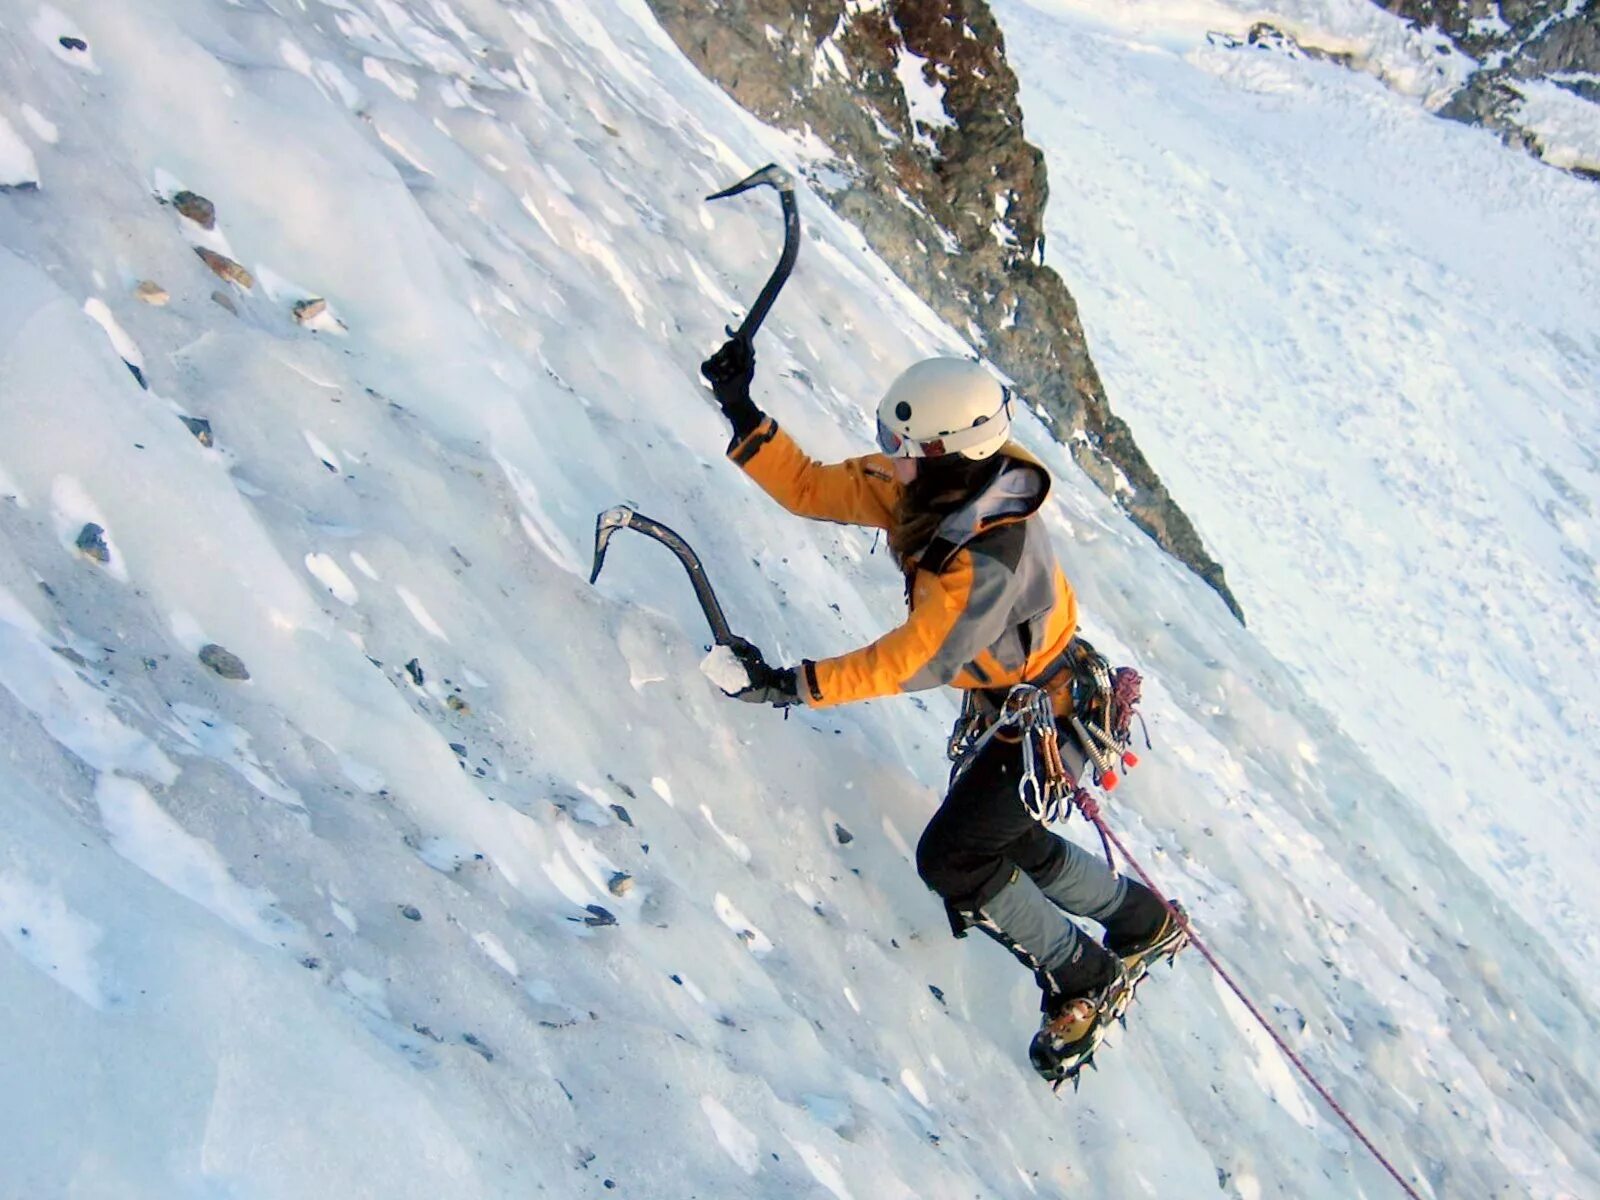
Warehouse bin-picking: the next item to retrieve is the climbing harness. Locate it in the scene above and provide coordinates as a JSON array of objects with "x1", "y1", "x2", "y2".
[
  {"x1": 948, "y1": 637, "x2": 1146, "y2": 843},
  {"x1": 948, "y1": 683, "x2": 1073, "y2": 822}
]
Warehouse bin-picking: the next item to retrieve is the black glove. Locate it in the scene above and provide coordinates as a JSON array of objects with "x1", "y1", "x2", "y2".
[
  {"x1": 723, "y1": 637, "x2": 802, "y2": 708},
  {"x1": 700, "y1": 335, "x2": 762, "y2": 440}
]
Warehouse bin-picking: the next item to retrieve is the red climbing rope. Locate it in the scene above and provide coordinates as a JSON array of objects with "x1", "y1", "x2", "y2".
[{"x1": 1079, "y1": 801, "x2": 1428, "y2": 1200}]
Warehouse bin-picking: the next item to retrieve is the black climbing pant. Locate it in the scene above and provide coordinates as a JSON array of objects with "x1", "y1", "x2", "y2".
[{"x1": 916, "y1": 732, "x2": 1125, "y2": 924}]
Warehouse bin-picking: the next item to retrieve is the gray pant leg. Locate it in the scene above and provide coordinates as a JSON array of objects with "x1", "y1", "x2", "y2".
[
  {"x1": 1035, "y1": 837, "x2": 1126, "y2": 924},
  {"x1": 974, "y1": 866, "x2": 1085, "y2": 974}
]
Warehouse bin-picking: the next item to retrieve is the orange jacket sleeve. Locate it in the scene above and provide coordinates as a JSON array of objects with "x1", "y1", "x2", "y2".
[
  {"x1": 729, "y1": 418, "x2": 899, "y2": 530},
  {"x1": 801, "y1": 548, "x2": 1007, "y2": 707}
]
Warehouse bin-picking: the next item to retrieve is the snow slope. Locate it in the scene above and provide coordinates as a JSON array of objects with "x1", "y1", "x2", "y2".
[
  {"x1": 999, "y1": 0, "x2": 1600, "y2": 1000},
  {"x1": 0, "y1": 2, "x2": 1595, "y2": 1199}
]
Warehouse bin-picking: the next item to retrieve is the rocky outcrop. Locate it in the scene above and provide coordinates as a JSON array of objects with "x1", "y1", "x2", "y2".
[
  {"x1": 648, "y1": 0, "x2": 1245, "y2": 623},
  {"x1": 1381, "y1": 0, "x2": 1600, "y2": 179}
]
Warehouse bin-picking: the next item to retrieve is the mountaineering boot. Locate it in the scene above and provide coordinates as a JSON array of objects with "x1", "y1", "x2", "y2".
[
  {"x1": 1100, "y1": 880, "x2": 1190, "y2": 975},
  {"x1": 1028, "y1": 935, "x2": 1129, "y2": 1085},
  {"x1": 962, "y1": 869, "x2": 1135, "y2": 1085}
]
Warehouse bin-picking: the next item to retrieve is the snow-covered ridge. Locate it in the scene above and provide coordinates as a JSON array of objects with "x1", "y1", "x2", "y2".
[
  {"x1": 1015, "y1": 0, "x2": 1600, "y2": 176},
  {"x1": 0, "y1": 1, "x2": 1596, "y2": 1199}
]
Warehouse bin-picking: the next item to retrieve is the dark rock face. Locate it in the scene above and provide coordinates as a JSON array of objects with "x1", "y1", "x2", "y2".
[
  {"x1": 647, "y1": 0, "x2": 1244, "y2": 623},
  {"x1": 1380, "y1": 0, "x2": 1600, "y2": 178}
]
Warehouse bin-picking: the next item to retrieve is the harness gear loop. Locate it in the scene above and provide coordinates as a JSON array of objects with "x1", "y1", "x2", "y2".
[
  {"x1": 950, "y1": 683, "x2": 1073, "y2": 824},
  {"x1": 947, "y1": 638, "x2": 1146, "y2": 843}
]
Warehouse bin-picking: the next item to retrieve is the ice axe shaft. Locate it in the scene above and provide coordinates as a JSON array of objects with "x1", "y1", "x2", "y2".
[
  {"x1": 706, "y1": 163, "x2": 799, "y2": 343},
  {"x1": 589, "y1": 505, "x2": 737, "y2": 647}
]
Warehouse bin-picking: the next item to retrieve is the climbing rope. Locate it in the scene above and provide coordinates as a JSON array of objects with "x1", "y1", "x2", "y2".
[
  {"x1": 953, "y1": 661, "x2": 1427, "y2": 1196},
  {"x1": 1073, "y1": 793, "x2": 1428, "y2": 1200}
]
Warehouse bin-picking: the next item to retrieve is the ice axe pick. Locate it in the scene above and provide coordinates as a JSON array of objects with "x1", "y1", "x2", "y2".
[
  {"x1": 589, "y1": 505, "x2": 738, "y2": 648},
  {"x1": 705, "y1": 163, "x2": 800, "y2": 343}
]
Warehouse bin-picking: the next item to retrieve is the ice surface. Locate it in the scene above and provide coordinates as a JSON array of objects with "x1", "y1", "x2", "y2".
[
  {"x1": 0, "y1": 112, "x2": 39, "y2": 189},
  {"x1": 304, "y1": 551, "x2": 359, "y2": 604},
  {"x1": 17, "y1": 104, "x2": 57, "y2": 146},
  {"x1": 0, "y1": 0, "x2": 1593, "y2": 1198},
  {"x1": 0, "y1": 868, "x2": 106, "y2": 1008}
]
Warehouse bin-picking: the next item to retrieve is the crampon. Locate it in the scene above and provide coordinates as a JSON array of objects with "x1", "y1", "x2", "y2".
[{"x1": 1029, "y1": 905, "x2": 1191, "y2": 1090}]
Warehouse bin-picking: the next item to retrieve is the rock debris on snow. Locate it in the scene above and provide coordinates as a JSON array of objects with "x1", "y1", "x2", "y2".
[
  {"x1": 178, "y1": 416, "x2": 212, "y2": 446},
  {"x1": 607, "y1": 872, "x2": 634, "y2": 898},
  {"x1": 172, "y1": 189, "x2": 216, "y2": 229},
  {"x1": 210, "y1": 289, "x2": 236, "y2": 315},
  {"x1": 74, "y1": 522, "x2": 110, "y2": 564},
  {"x1": 293, "y1": 298, "x2": 327, "y2": 325},
  {"x1": 399, "y1": 905, "x2": 422, "y2": 922},
  {"x1": 134, "y1": 281, "x2": 169, "y2": 306},
  {"x1": 197, "y1": 643, "x2": 249, "y2": 680},
  {"x1": 194, "y1": 247, "x2": 254, "y2": 289},
  {"x1": 51, "y1": 645, "x2": 89, "y2": 669}
]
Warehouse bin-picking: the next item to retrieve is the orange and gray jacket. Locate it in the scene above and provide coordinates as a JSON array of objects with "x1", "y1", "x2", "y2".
[{"x1": 729, "y1": 418, "x2": 1080, "y2": 710}]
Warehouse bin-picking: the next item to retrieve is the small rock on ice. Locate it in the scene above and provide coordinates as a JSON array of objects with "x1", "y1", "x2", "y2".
[
  {"x1": 172, "y1": 190, "x2": 216, "y2": 230},
  {"x1": 199, "y1": 643, "x2": 250, "y2": 680},
  {"x1": 75, "y1": 523, "x2": 110, "y2": 564},
  {"x1": 293, "y1": 297, "x2": 348, "y2": 334},
  {"x1": 195, "y1": 247, "x2": 254, "y2": 289},
  {"x1": 179, "y1": 416, "x2": 213, "y2": 446}
]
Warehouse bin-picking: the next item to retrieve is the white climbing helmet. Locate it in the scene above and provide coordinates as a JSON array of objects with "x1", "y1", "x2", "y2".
[{"x1": 875, "y1": 358, "x2": 1013, "y2": 461}]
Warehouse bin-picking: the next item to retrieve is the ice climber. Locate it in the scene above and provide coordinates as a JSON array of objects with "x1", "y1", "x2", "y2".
[{"x1": 700, "y1": 336, "x2": 1188, "y2": 1079}]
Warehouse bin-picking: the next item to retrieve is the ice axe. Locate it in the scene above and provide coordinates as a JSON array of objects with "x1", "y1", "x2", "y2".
[
  {"x1": 589, "y1": 505, "x2": 740, "y2": 649},
  {"x1": 586, "y1": 169, "x2": 799, "y2": 659},
  {"x1": 705, "y1": 163, "x2": 799, "y2": 343}
]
